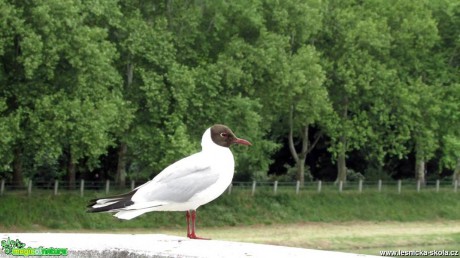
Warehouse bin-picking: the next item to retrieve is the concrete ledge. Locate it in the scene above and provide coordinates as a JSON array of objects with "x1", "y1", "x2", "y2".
[{"x1": 1, "y1": 233, "x2": 377, "y2": 257}]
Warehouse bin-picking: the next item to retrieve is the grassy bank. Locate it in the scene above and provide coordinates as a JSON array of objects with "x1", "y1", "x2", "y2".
[{"x1": 0, "y1": 190, "x2": 459, "y2": 231}]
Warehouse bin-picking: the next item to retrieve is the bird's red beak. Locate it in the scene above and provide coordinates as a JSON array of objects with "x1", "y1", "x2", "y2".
[{"x1": 234, "y1": 138, "x2": 252, "y2": 146}]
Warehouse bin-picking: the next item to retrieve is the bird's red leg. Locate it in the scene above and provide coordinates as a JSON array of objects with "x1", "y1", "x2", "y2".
[
  {"x1": 187, "y1": 210, "x2": 210, "y2": 240},
  {"x1": 186, "y1": 211, "x2": 192, "y2": 238}
]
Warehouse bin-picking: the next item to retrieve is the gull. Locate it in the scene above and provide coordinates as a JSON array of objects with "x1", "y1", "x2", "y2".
[{"x1": 87, "y1": 124, "x2": 251, "y2": 239}]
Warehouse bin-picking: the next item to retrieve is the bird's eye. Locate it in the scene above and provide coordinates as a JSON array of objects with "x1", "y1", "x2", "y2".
[{"x1": 220, "y1": 132, "x2": 228, "y2": 137}]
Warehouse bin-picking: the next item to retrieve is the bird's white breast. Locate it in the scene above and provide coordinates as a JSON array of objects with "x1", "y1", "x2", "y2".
[{"x1": 187, "y1": 147, "x2": 235, "y2": 208}]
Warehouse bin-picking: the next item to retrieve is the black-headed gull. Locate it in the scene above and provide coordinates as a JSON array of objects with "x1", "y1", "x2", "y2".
[{"x1": 87, "y1": 124, "x2": 251, "y2": 239}]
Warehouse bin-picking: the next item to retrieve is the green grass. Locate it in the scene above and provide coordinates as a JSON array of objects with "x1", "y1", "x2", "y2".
[{"x1": 0, "y1": 190, "x2": 459, "y2": 231}]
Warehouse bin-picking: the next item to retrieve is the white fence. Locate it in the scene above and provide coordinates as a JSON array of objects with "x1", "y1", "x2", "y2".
[
  {"x1": 231, "y1": 179, "x2": 459, "y2": 195},
  {"x1": 0, "y1": 179, "x2": 458, "y2": 197}
]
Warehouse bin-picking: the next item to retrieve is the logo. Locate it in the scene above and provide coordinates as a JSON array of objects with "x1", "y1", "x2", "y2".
[{"x1": 1, "y1": 237, "x2": 68, "y2": 256}]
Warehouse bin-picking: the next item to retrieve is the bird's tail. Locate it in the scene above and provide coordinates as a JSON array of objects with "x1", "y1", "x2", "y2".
[
  {"x1": 114, "y1": 210, "x2": 148, "y2": 220},
  {"x1": 86, "y1": 190, "x2": 137, "y2": 213}
]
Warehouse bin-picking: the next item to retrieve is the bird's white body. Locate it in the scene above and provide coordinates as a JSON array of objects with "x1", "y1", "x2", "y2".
[{"x1": 93, "y1": 128, "x2": 235, "y2": 220}]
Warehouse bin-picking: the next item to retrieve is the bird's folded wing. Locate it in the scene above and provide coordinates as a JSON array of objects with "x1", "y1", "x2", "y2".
[{"x1": 131, "y1": 152, "x2": 218, "y2": 203}]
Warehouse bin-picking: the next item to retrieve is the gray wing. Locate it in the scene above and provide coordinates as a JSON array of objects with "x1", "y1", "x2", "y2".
[{"x1": 132, "y1": 152, "x2": 218, "y2": 203}]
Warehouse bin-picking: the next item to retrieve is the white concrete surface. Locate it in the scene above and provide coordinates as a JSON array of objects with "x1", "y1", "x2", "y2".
[{"x1": 0, "y1": 233, "x2": 379, "y2": 257}]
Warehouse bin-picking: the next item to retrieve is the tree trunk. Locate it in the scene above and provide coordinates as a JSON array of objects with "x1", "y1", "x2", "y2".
[
  {"x1": 453, "y1": 158, "x2": 460, "y2": 182},
  {"x1": 415, "y1": 141, "x2": 426, "y2": 185},
  {"x1": 298, "y1": 126, "x2": 309, "y2": 186},
  {"x1": 115, "y1": 142, "x2": 128, "y2": 187},
  {"x1": 415, "y1": 158, "x2": 425, "y2": 185},
  {"x1": 114, "y1": 61, "x2": 133, "y2": 188},
  {"x1": 297, "y1": 156, "x2": 306, "y2": 185},
  {"x1": 335, "y1": 97, "x2": 348, "y2": 183},
  {"x1": 12, "y1": 146, "x2": 23, "y2": 188},
  {"x1": 336, "y1": 145, "x2": 347, "y2": 183},
  {"x1": 67, "y1": 151, "x2": 76, "y2": 190},
  {"x1": 287, "y1": 105, "x2": 319, "y2": 186}
]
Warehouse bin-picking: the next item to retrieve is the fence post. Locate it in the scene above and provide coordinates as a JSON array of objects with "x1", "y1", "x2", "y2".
[
  {"x1": 131, "y1": 180, "x2": 135, "y2": 190},
  {"x1": 105, "y1": 180, "x2": 110, "y2": 195},
  {"x1": 274, "y1": 181, "x2": 278, "y2": 195},
  {"x1": 317, "y1": 180, "x2": 322, "y2": 193},
  {"x1": 296, "y1": 180, "x2": 300, "y2": 194},
  {"x1": 251, "y1": 181, "x2": 256, "y2": 196},
  {"x1": 227, "y1": 183, "x2": 232, "y2": 195},
  {"x1": 416, "y1": 180, "x2": 421, "y2": 193},
  {"x1": 80, "y1": 179, "x2": 85, "y2": 197},
  {"x1": 358, "y1": 179, "x2": 363, "y2": 193},
  {"x1": 397, "y1": 180, "x2": 402, "y2": 194},
  {"x1": 28, "y1": 179, "x2": 32, "y2": 197},
  {"x1": 54, "y1": 180, "x2": 59, "y2": 196},
  {"x1": 1, "y1": 179, "x2": 4, "y2": 196},
  {"x1": 436, "y1": 180, "x2": 440, "y2": 193},
  {"x1": 339, "y1": 180, "x2": 343, "y2": 193},
  {"x1": 378, "y1": 179, "x2": 382, "y2": 192}
]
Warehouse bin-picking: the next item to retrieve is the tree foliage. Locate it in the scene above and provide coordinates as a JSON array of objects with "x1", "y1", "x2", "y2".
[{"x1": 0, "y1": 0, "x2": 459, "y2": 184}]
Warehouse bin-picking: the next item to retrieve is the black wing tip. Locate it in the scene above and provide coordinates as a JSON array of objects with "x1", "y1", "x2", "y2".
[
  {"x1": 86, "y1": 189, "x2": 138, "y2": 213},
  {"x1": 86, "y1": 201, "x2": 101, "y2": 212},
  {"x1": 86, "y1": 205, "x2": 111, "y2": 213},
  {"x1": 87, "y1": 201, "x2": 96, "y2": 208},
  {"x1": 86, "y1": 200, "x2": 135, "y2": 213}
]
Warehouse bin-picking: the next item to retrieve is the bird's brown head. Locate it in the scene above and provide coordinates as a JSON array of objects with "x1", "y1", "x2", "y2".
[{"x1": 210, "y1": 124, "x2": 252, "y2": 148}]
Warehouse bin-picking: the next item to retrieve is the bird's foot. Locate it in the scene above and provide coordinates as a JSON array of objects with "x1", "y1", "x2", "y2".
[{"x1": 187, "y1": 233, "x2": 210, "y2": 240}]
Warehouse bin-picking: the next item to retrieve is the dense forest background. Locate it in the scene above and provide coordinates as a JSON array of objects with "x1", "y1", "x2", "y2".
[{"x1": 1, "y1": 0, "x2": 459, "y2": 188}]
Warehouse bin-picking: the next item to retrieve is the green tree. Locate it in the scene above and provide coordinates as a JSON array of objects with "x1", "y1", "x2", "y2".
[
  {"x1": 317, "y1": 0, "x2": 433, "y2": 182},
  {"x1": 286, "y1": 47, "x2": 331, "y2": 185},
  {"x1": 0, "y1": 99, "x2": 19, "y2": 174},
  {"x1": 258, "y1": 0, "x2": 333, "y2": 185},
  {"x1": 318, "y1": 0, "x2": 392, "y2": 182},
  {"x1": 186, "y1": 1, "x2": 281, "y2": 177},
  {"x1": 381, "y1": 0, "x2": 442, "y2": 183},
  {"x1": 431, "y1": 0, "x2": 460, "y2": 181},
  {"x1": 1, "y1": 0, "x2": 131, "y2": 188}
]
